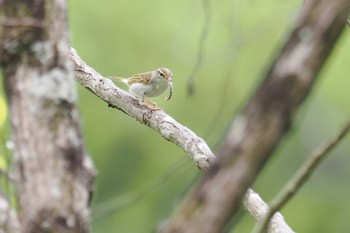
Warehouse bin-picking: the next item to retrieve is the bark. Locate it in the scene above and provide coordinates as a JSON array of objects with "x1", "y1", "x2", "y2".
[
  {"x1": 243, "y1": 189, "x2": 293, "y2": 233},
  {"x1": 160, "y1": 0, "x2": 350, "y2": 232},
  {"x1": 0, "y1": 0, "x2": 95, "y2": 233},
  {"x1": 0, "y1": 194, "x2": 20, "y2": 233}
]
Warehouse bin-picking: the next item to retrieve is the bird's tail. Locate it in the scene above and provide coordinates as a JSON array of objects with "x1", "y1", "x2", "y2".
[{"x1": 109, "y1": 76, "x2": 127, "y2": 85}]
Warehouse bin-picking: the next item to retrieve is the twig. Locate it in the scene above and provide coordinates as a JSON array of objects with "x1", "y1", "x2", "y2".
[
  {"x1": 253, "y1": 119, "x2": 350, "y2": 233},
  {"x1": 186, "y1": 0, "x2": 211, "y2": 95}
]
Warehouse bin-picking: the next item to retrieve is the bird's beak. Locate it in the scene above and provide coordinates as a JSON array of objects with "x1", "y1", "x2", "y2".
[{"x1": 166, "y1": 78, "x2": 173, "y2": 101}]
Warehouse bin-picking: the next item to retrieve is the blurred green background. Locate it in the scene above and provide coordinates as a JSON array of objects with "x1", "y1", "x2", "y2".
[{"x1": 1, "y1": 0, "x2": 350, "y2": 232}]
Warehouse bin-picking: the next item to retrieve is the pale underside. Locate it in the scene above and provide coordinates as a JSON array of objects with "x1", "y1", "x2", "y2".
[{"x1": 128, "y1": 78, "x2": 169, "y2": 98}]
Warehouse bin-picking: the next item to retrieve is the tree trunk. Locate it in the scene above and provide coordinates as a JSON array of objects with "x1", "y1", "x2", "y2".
[{"x1": 0, "y1": 0, "x2": 95, "y2": 232}]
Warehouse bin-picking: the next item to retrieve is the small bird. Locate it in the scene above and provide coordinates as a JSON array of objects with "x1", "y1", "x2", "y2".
[{"x1": 110, "y1": 68, "x2": 173, "y2": 109}]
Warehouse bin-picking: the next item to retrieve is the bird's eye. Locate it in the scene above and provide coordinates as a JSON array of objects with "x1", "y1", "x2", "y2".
[{"x1": 159, "y1": 71, "x2": 165, "y2": 77}]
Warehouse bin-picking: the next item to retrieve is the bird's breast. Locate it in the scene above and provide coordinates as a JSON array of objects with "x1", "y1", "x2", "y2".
[{"x1": 128, "y1": 79, "x2": 169, "y2": 98}]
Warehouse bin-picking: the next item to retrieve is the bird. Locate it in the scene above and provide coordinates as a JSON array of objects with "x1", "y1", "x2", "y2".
[{"x1": 109, "y1": 68, "x2": 173, "y2": 109}]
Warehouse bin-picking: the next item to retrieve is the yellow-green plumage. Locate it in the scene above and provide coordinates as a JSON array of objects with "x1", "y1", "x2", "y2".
[
  {"x1": 127, "y1": 72, "x2": 153, "y2": 85},
  {"x1": 109, "y1": 68, "x2": 173, "y2": 101}
]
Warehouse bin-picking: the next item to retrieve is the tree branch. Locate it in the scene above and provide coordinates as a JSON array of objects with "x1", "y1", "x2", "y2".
[
  {"x1": 70, "y1": 48, "x2": 215, "y2": 170},
  {"x1": 69, "y1": 48, "x2": 293, "y2": 232},
  {"x1": 243, "y1": 189, "x2": 294, "y2": 233}
]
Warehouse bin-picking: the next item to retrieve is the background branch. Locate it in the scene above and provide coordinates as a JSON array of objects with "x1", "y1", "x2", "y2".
[{"x1": 186, "y1": 0, "x2": 211, "y2": 95}]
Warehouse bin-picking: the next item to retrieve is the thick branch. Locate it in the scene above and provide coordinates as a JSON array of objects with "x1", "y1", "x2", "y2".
[{"x1": 160, "y1": 0, "x2": 350, "y2": 232}]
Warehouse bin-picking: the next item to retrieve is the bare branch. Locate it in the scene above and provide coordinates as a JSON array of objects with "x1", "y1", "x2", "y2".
[
  {"x1": 253, "y1": 119, "x2": 350, "y2": 233},
  {"x1": 70, "y1": 48, "x2": 215, "y2": 170},
  {"x1": 243, "y1": 189, "x2": 294, "y2": 233}
]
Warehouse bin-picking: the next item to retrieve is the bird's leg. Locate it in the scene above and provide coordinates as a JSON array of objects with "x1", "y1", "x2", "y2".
[{"x1": 143, "y1": 97, "x2": 161, "y2": 111}]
